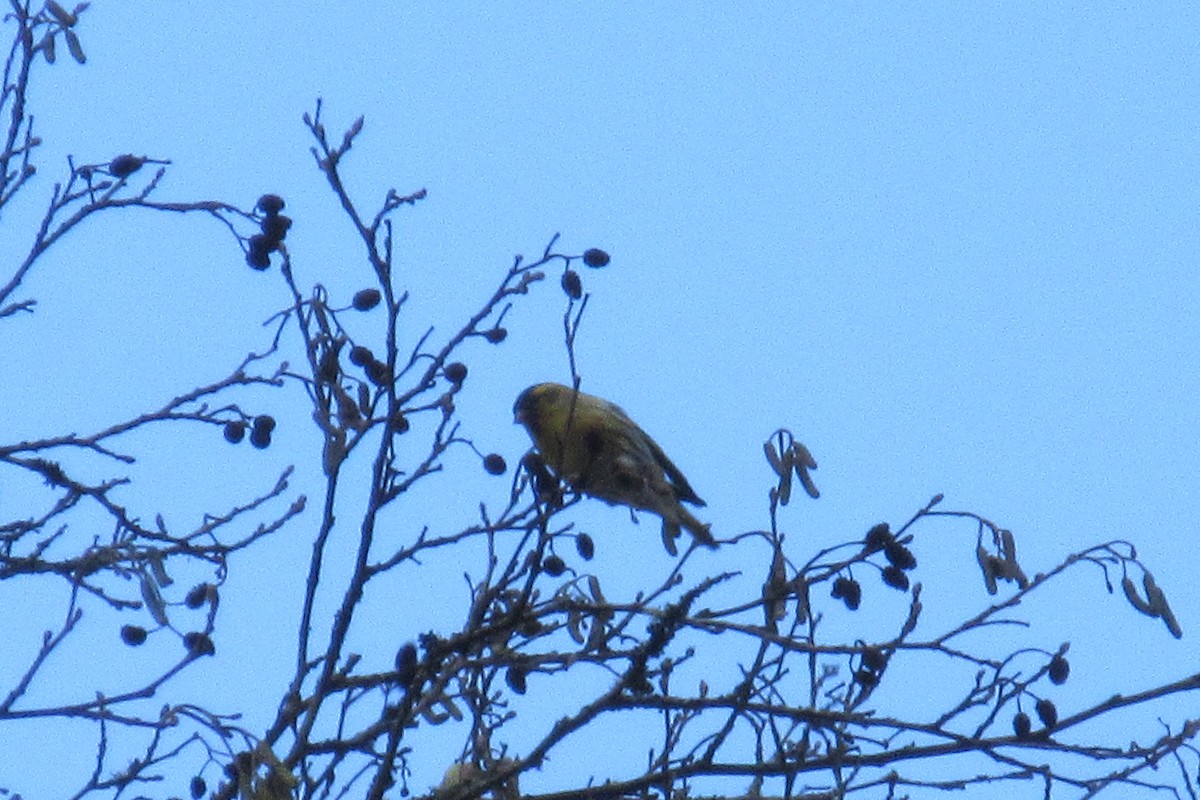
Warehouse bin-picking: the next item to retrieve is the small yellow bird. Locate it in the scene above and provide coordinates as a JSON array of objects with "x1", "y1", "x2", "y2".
[{"x1": 513, "y1": 382, "x2": 716, "y2": 552}]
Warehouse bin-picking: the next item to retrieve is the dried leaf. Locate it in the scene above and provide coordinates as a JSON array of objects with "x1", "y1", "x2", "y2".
[
  {"x1": 586, "y1": 606, "x2": 612, "y2": 652},
  {"x1": 64, "y1": 28, "x2": 85, "y2": 64},
  {"x1": 763, "y1": 439, "x2": 784, "y2": 475},
  {"x1": 139, "y1": 573, "x2": 169, "y2": 626},
  {"x1": 793, "y1": 443, "x2": 819, "y2": 498},
  {"x1": 776, "y1": 467, "x2": 793, "y2": 505},
  {"x1": 762, "y1": 547, "x2": 788, "y2": 626},
  {"x1": 565, "y1": 607, "x2": 585, "y2": 644},
  {"x1": 40, "y1": 32, "x2": 56, "y2": 64},
  {"x1": 1000, "y1": 529, "x2": 1017, "y2": 562},
  {"x1": 47, "y1": 1, "x2": 76, "y2": 25},
  {"x1": 587, "y1": 575, "x2": 606, "y2": 605},
  {"x1": 1121, "y1": 576, "x2": 1156, "y2": 616},
  {"x1": 147, "y1": 552, "x2": 173, "y2": 586},
  {"x1": 976, "y1": 545, "x2": 998, "y2": 595},
  {"x1": 1143, "y1": 573, "x2": 1183, "y2": 639},
  {"x1": 793, "y1": 441, "x2": 818, "y2": 470}
]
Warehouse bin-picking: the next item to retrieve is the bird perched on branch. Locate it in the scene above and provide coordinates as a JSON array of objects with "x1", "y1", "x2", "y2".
[{"x1": 513, "y1": 382, "x2": 716, "y2": 553}]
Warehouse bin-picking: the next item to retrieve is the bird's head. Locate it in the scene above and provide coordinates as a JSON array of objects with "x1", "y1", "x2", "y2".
[{"x1": 514, "y1": 383, "x2": 563, "y2": 429}]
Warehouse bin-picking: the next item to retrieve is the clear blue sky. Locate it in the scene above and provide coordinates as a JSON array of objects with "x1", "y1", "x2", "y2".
[{"x1": 2, "y1": 3, "x2": 1197, "y2": 797}]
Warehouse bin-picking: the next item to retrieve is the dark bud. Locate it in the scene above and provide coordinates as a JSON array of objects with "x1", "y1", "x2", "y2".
[
  {"x1": 534, "y1": 470, "x2": 561, "y2": 504},
  {"x1": 1048, "y1": 654, "x2": 1070, "y2": 685},
  {"x1": 317, "y1": 347, "x2": 340, "y2": 383},
  {"x1": 860, "y1": 646, "x2": 887, "y2": 673},
  {"x1": 121, "y1": 624, "x2": 148, "y2": 646},
  {"x1": 576, "y1": 533, "x2": 595, "y2": 561},
  {"x1": 256, "y1": 194, "x2": 285, "y2": 215},
  {"x1": 390, "y1": 413, "x2": 410, "y2": 434},
  {"x1": 483, "y1": 453, "x2": 507, "y2": 476},
  {"x1": 245, "y1": 235, "x2": 272, "y2": 270},
  {"x1": 1035, "y1": 698, "x2": 1058, "y2": 728},
  {"x1": 505, "y1": 665, "x2": 528, "y2": 695},
  {"x1": 853, "y1": 668, "x2": 878, "y2": 689},
  {"x1": 582, "y1": 248, "x2": 610, "y2": 268},
  {"x1": 444, "y1": 362, "x2": 468, "y2": 386},
  {"x1": 261, "y1": 214, "x2": 292, "y2": 245},
  {"x1": 109, "y1": 154, "x2": 144, "y2": 178},
  {"x1": 542, "y1": 555, "x2": 566, "y2": 577},
  {"x1": 249, "y1": 427, "x2": 271, "y2": 449},
  {"x1": 884, "y1": 541, "x2": 917, "y2": 571},
  {"x1": 352, "y1": 288, "x2": 382, "y2": 311},
  {"x1": 561, "y1": 269, "x2": 583, "y2": 299},
  {"x1": 864, "y1": 522, "x2": 892, "y2": 552},
  {"x1": 394, "y1": 642, "x2": 418, "y2": 689},
  {"x1": 349, "y1": 345, "x2": 373, "y2": 366},
  {"x1": 183, "y1": 632, "x2": 216, "y2": 657},
  {"x1": 881, "y1": 565, "x2": 910, "y2": 591},
  {"x1": 252, "y1": 415, "x2": 276, "y2": 433},
  {"x1": 831, "y1": 576, "x2": 861, "y2": 611},
  {"x1": 1013, "y1": 712, "x2": 1032, "y2": 739},
  {"x1": 364, "y1": 359, "x2": 392, "y2": 386},
  {"x1": 189, "y1": 776, "x2": 207, "y2": 800},
  {"x1": 484, "y1": 327, "x2": 508, "y2": 344},
  {"x1": 185, "y1": 583, "x2": 211, "y2": 609},
  {"x1": 223, "y1": 421, "x2": 246, "y2": 444}
]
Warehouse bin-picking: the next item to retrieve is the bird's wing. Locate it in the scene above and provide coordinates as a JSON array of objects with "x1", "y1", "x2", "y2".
[{"x1": 641, "y1": 431, "x2": 705, "y2": 507}]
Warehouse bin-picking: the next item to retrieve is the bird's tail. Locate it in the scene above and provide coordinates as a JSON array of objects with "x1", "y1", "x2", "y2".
[
  {"x1": 658, "y1": 506, "x2": 717, "y2": 555},
  {"x1": 679, "y1": 507, "x2": 718, "y2": 549}
]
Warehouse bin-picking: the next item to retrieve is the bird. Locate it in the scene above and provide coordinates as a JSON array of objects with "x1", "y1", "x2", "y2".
[{"x1": 513, "y1": 382, "x2": 716, "y2": 553}]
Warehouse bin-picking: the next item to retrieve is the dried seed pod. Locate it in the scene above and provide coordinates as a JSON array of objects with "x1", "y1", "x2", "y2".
[
  {"x1": 561, "y1": 269, "x2": 582, "y2": 299},
  {"x1": 853, "y1": 668, "x2": 878, "y2": 689},
  {"x1": 861, "y1": 647, "x2": 887, "y2": 673},
  {"x1": 249, "y1": 426, "x2": 272, "y2": 449},
  {"x1": 575, "y1": 533, "x2": 595, "y2": 561},
  {"x1": 261, "y1": 214, "x2": 292, "y2": 244},
  {"x1": 352, "y1": 288, "x2": 382, "y2": 310},
  {"x1": 109, "y1": 154, "x2": 144, "y2": 178},
  {"x1": 185, "y1": 583, "x2": 211, "y2": 609},
  {"x1": 394, "y1": 642, "x2": 418, "y2": 690},
  {"x1": 831, "y1": 576, "x2": 861, "y2": 611},
  {"x1": 364, "y1": 359, "x2": 392, "y2": 385},
  {"x1": 1048, "y1": 654, "x2": 1070, "y2": 685},
  {"x1": 483, "y1": 453, "x2": 507, "y2": 475},
  {"x1": 505, "y1": 665, "x2": 528, "y2": 695},
  {"x1": 582, "y1": 248, "x2": 610, "y2": 267},
  {"x1": 1035, "y1": 698, "x2": 1057, "y2": 728},
  {"x1": 121, "y1": 624, "x2": 148, "y2": 646},
  {"x1": 1012, "y1": 712, "x2": 1032, "y2": 739},
  {"x1": 223, "y1": 420, "x2": 246, "y2": 443},
  {"x1": 864, "y1": 522, "x2": 892, "y2": 553},
  {"x1": 884, "y1": 541, "x2": 917, "y2": 571},
  {"x1": 183, "y1": 632, "x2": 215, "y2": 657},
  {"x1": 881, "y1": 565, "x2": 909, "y2": 591},
  {"x1": 256, "y1": 194, "x2": 285, "y2": 215},
  {"x1": 444, "y1": 362, "x2": 468, "y2": 386},
  {"x1": 245, "y1": 235, "x2": 272, "y2": 269}
]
